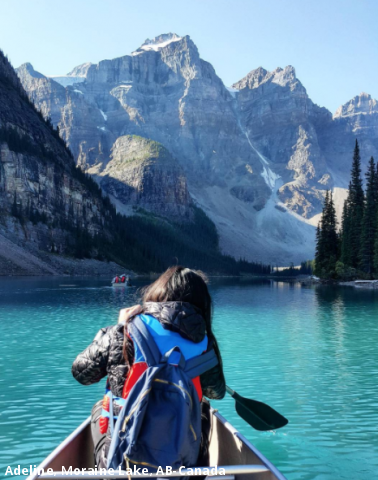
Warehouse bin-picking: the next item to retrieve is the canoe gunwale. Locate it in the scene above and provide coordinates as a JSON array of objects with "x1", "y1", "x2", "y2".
[
  {"x1": 211, "y1": 410, "x2": 287, "y2": 480},
  {"x1": 39, "y1": 465, "x2": 270, "y2": 479},
  {"x1": 26, "y1": 410, "x2": 287, "y2": 480}
]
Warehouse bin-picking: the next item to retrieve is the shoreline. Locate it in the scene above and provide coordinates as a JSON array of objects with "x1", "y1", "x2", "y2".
[
  {"x1": 0, "y1": 272, "x2": 316, "y2": 280},
  {"x1": 307, "y1": 277, "x2": 378, "y2": 289}
]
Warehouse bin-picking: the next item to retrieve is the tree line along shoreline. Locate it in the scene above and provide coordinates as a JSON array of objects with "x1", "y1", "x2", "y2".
[{"x1": 315, "y1": 140, "x2": 378, "y2": 280}]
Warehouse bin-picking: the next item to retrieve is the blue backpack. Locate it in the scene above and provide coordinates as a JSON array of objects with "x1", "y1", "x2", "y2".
[{"x1": 107, "y1": 316, "x2": 218, "y2": 471}]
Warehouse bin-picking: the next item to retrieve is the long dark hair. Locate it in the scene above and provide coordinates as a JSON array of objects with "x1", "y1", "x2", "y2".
[
  {"x1": 123, "y1": 266, "x2": 222, "y2": 369},
  {"x1": 142, "y1": 266, "x2": 212, "y2": 323}
]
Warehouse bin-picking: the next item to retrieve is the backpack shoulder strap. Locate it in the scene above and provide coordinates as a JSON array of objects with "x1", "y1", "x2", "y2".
[
  {"x1": 184, "y1": 348, "x2": 218, "y2": 379},
  {"x1": 128, "y1": 315, "x2": 161, "y2": 367}
]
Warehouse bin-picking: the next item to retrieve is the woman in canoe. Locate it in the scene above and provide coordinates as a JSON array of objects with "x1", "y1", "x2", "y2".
[{"x1": 72, "y1": 266, "x2": 225, "y2": 470}]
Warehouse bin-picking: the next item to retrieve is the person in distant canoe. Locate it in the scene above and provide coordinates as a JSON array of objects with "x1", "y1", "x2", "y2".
[{"x1": 72, "y1": 266, "x2": 225, "y2": 468}]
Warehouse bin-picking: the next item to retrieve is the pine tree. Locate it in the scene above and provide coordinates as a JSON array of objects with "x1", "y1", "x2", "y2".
[
  {"x1": 325, "y1": 190, "x2": 339, "y2": 272},
  {"x1": 314, "y1": 191, "x2": 339, "y2": 277},
  {"x1": 314, "y1": 223, "x2": 322, "y2": 276},
  {"x1": 374, "y1": 209, "x2": 378, "y2": 275},
  {"x1": 348, "y1": 140, "x2": 365, "y2": 268},
  {"x1": 373, "y1": 159, "x2": 378, "y2": 274},
  {"x1": 360, "y1": 157, "x2": 376, "y2": 274},
  {"x1": 340, "y1": 187, "x2": 352, "y2": 266}
]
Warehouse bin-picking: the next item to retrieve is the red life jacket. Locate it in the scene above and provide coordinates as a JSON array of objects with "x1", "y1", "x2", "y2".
[
  {"x1": 122, "y1": 314, "x2": 206, "y2": 400},
  {"x1": 122, "y1": 353, "x2": 203, "y2": 401}
]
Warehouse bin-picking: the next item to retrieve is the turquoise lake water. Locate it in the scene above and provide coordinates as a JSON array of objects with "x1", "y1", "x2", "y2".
[{"x1": 1, "y1": 277, "x2": 378, "y2": 480}]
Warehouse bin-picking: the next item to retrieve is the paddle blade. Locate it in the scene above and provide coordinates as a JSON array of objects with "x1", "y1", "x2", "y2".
[{"x1": 233, "y1": 392, "x2": 288, "y2": 431}]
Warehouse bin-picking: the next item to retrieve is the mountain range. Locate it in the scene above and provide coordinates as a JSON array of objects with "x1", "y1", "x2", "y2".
[
  {"x1": 1, "y1": 45, "x2": 256, "y2": 275},
  {"x1": 14, "y1": 33, "x2": 378, "y2": 265}
]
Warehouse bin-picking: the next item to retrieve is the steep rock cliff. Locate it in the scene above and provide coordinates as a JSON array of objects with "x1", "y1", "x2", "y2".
[
  {"x1": 233, "y1": 66, "x2": 332, "y2": 218},
  {"x1": 99, "y1": 135, "x2": 193, "y2": 219},
  {"x1": 0, "y1": 51, "x2": 113, "y2": 267}
]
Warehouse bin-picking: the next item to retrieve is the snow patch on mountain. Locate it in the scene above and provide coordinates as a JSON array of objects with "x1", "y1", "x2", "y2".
[
  {"x1": 49, "y1": 76, "x2": 84, "y2": 87},
  {"x1": 261, "y1": 165, "x2": 280, "y2": 190},
  {"x1": 48, "y1": 63, "x2": 92, "y2": 87},
  {"x1": 243, "y1": 128, "x2": 280, "y2": 190},
  {"x1": 131, "y1": 33, "x2": 182, "y2": 56},
  {"x1": 227, "y1": 87, "x2": 238, "y2": 98}
]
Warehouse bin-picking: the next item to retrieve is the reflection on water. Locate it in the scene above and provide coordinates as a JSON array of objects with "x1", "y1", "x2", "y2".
[{"x1": 1, "y1": 277, "x2": 378, "y2": 480}]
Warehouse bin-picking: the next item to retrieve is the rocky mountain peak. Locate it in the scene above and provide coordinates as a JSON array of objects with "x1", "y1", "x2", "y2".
[
  {"x1": 132, "y1": 33, "x2": 184, "y2": 55},
  {"x1": 271, "y1": 65, "x2": 297, "y2": 86},
  {"x1": 334, "y1": 92, "x2": 378, "y2": 118},
  {"x1": 232, "y1": 67, "x2": 268, "y2": 90},
  {"x1": 142, "y1": 33, "x2": 182, "y2": 46},
  {"x1": 17, "y1": 62, "x2": 45, "y2": 79},
  {"x1": 232, "y1": 65, "x2": 300, "y2": 91},
  {"x1": 66, "y1": 62, "x2": 92, "y2": 78}
]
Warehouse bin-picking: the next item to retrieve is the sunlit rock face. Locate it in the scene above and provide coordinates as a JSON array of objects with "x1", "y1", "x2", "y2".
[
  {"x1": 317, "y1": 93, "x2": 378, "y2": 188},
  {"x1": 16, "y1": 34, "x2": 378, "y2": 264},
  {"x1": 0, "y1": 51, "x2": 112, "y2": 257},
  {"x1": 99, "y1": 135, "x2": 193, "y2": 220}
]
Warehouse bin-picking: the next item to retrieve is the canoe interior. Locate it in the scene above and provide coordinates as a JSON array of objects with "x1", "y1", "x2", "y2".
[
  {"x1": 28, "y1": 411, "x2": 286, "y2": 480},
  {"x1": 208, "y1": 412, "x2": 283, "y2": 480},
  {"x1": 42, "y1": 420, "x2": 95, "y2": 472}
]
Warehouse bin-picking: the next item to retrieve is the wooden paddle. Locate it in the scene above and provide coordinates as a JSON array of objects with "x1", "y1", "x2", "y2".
[{"x1": 226, "y1": 386, "x2": 289, "y2": 431}]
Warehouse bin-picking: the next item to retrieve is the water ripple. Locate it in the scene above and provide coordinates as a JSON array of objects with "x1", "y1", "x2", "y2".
[{"x1": 1, "y1": 278, "x2": 378, "y2": 480}]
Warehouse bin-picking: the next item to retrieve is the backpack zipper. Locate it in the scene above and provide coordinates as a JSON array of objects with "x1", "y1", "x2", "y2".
[
  {"x1": 189, "y1": 423, "x2": 197, "y2": 441},
  {"x1": 122, "y1": 387, "x2": 152, "y2": 432},
  {"x1": 125, "y1": 455, "x2": 159, "y2": 470},
  {"x1": 125, "y1": 457, "x2": 131, "y2": 480},
  {"x1": 153, "y1": 378, "x2": 193, "y2": 410}
]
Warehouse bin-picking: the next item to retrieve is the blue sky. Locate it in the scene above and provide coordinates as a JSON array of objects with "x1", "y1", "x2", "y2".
[{"x1": 1, "y1": 0, "x2": 377, "y2": 113}]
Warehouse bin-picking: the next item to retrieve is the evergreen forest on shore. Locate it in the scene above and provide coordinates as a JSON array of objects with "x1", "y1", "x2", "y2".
[{"x1": 315, "y1": 140, "x2": 378, "y2": 280}]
